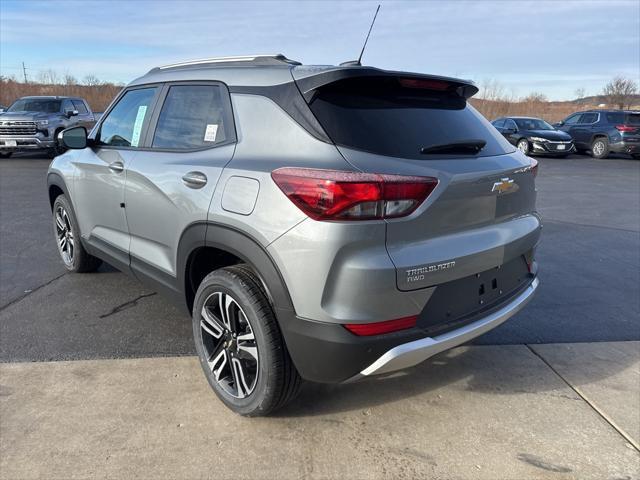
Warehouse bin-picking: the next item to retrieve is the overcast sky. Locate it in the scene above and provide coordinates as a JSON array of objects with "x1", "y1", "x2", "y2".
[{"x1": 1, "y1": 0, "x2": 638, "y2": 100}]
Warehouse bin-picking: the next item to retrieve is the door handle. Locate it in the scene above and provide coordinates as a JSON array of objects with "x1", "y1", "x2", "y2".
[
  {"x1": 182, "y1": 171, "x2": 207, "y2": 189},
  {"x1": 108, "y1": 161, "x2": 124, "y2": 173}
]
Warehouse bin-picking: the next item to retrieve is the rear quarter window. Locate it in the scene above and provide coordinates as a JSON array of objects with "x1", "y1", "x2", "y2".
[{"x1": 308, "y1": 77, "x2": 514, "y2": 159}]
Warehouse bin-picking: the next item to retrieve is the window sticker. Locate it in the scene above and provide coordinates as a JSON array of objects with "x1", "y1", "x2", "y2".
[
  {"x1": 131, "y1": 105, "x2": 147, "y2": 147},
  {"x1": 204, "y1": 124, "x2": 219, "y2": 142}
]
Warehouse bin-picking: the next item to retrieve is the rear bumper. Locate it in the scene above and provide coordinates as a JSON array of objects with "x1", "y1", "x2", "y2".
[
  {"x1": 610, "y1": 140, "x2": 639, "y2": 154},
  {"x1": 346, "y1": 277, "x2": 539, "y2": 381},
  {"x1": 0, "y1": 136, "x2": 54, "y2": 151},
  {"x1": 278, "y1": 274, "x2": 538, "y2": 384}
]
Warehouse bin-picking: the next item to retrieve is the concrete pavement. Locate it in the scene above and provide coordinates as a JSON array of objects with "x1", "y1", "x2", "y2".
[{"x1": 2, "y1": 342, "x2": 638, "y2": 479}]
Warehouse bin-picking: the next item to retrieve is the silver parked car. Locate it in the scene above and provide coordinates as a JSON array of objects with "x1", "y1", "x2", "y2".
[{"x1": 47, "y1": 54, "x2": 540, "y2": 416}]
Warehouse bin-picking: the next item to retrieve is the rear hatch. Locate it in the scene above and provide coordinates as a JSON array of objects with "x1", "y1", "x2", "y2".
[
  {"x1": 608, "y1": 111, "x2": 640, "y2": 142},
  {"x1": 293, "y1": 67, "x2": 540, "y2": 291}
]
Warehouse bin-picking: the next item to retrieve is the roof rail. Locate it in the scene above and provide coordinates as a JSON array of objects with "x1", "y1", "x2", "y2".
[{"x1": 157, "y1": 54, "x2": 301, "y2": 70}]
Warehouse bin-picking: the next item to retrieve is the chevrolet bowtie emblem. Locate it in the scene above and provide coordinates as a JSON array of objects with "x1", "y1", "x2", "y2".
[{"x1": 491, "y1": 177, "x2": 516, "y2": 194}]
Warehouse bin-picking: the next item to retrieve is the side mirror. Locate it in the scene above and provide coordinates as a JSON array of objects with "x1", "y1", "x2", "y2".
[
  {"x1": 65, "y1": 109, "x2": 79, "y2": 118},
  {"x1": 61, "y1": 126, "x2": 88, "y2": 149}
]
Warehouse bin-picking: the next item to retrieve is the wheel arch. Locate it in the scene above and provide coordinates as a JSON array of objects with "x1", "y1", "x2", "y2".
[
  {"x1": 47, "y1": 172, "x2": 70, "y2": 211},
  {"x1": 178, "y1": 222, "x2": 295, "y2": 316},
  {"x1": 590, "y1": 133, "x2": 608, "y2": 144}
]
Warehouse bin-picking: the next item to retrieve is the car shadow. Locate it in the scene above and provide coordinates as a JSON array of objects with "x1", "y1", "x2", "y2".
[{"x1": 275, "y1": 342, "x2": 637, "y2": 417}]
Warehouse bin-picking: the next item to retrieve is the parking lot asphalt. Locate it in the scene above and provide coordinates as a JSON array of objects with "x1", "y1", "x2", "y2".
[
  {"x1": 0, "y1": 153, "x2": 638, "y2": 362},
  {"x1": 1, "y1": 152, "x2": 639, "y2": 479}
]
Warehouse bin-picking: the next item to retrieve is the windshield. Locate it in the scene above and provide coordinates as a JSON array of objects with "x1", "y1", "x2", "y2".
[
  {"x1": 514, "y1": 118, "x2": 554, "y2": 131},
  {"x1": 7, "y1": 99, "x2": 62, "y2": 113}
]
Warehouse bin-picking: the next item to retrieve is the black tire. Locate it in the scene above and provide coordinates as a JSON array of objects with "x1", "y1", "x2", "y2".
[
  {"x1": 0, "y1": 152, "x2": 12, "y2": 158},
  {"x1": 590, "y1": 137, "x2": 609, "y2": 159},
  {"x1": 192, "y1": 265, "x2": 301, "y2": 416},
  {"x1": 52, "y1": 195, "x2": 102, "y2": 273},
  {"x1": 48, "y1": 130, "x2": 66, "y2": 158},
  {"x1": 632, "y1": 154, "x2": 640, "y2": 160}
]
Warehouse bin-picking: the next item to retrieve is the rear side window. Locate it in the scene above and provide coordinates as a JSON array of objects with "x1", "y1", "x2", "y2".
[
  {"x1": 624, "y1": 113, "x2": 640, "y2": 125},
  {"x1": 72, "y1": 100, "x2": 88, "y2": 114},
  {"x1": 580, "y1": 113, "x2": 598, "y2": 124},
  {"x1": 152, "y1": 85, "x2": 233, "y2": 150},
  {"x1": 98, "y1": 87, "x2": 157, "y2": 147},
  {"x1": 308, "y1": 77, "x2": 514, "y2": 159}
]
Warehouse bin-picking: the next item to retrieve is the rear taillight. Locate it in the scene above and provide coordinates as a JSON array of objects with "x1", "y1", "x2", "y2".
[
  {"x1": 530, "y1": 158, "x2": 539, "y2": 177},
  {"x1": 615, "y1": 125, "x2": 636, "y2": 132},
  {"x1": 271, "y1": 168, "x2": 438, "y2": 221},
  {"x1": 344, "y1": 315, "x2": 418, "y2": 336}
]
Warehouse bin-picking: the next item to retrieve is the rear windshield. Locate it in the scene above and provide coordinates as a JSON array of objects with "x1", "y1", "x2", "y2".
[
  {"x1": 308, "y1": 77, "x2": 514, "y2": 159},
  {"x1": 606, "y1": 112, "x2": 640, "y2": 124}
]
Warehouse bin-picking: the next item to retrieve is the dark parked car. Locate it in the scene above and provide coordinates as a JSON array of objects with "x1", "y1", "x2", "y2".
[
  {"x1": 0, "y1": 96, "x2": 96, "y2": 158},
  {"x1": 492, "y1": 116, "x2": 574, "y2": 157},
  {"x1": 554, "y1": 110, "x2": 640, "y2": 159}
]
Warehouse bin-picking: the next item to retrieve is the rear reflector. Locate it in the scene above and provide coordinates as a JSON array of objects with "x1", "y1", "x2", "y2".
[
  {"x1": 615, "y1": 125, "x2": 636, "y2": 132},
  {"x1": 344, "y1": 315, "x2": 418, "y2": 336},
  {"x1": 271, "y1": 168, "x2": 438, "y2": 221}
]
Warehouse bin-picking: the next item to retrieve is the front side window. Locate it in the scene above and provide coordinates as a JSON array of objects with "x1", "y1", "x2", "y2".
[
  {"x1": 152, "y1": 85, "x2": 232, "y2": 150},
  {"x1": 72, "y1": 99, "x2": 88, "y2": 114},
  {"x1": 98, "y1": 87, "x2": 157, "y2": 147},
  {"x1": 62, "y1": 99, "x2": 75, "y2": 113},
  {"x1": 504, "y1": 119, "x2": 517, "y2": 130},
  {"x1": 564, "y1": 114, "x2": 581, "y2": 125}
]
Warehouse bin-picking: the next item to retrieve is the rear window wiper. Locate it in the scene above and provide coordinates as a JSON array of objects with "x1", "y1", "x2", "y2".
[{"x1": 420, "y1": 139, "x2": 486, "y2": 155}]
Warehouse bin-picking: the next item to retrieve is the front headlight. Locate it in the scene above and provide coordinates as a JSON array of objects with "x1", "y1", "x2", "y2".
[
  {"x1": 35, "y1": 120, "x2": 49, "y2": 127},
  {"x1": 529, "y1": 136, "x2": 548, "y2": 143}
]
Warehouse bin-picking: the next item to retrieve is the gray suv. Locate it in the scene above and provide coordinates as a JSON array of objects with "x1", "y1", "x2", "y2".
[
  {"x1": 47, "y1": 54, "x2": 540, "y2": 416},
  {"x1": 0, "y1": 96, "x2": 95, "y2": 158}
]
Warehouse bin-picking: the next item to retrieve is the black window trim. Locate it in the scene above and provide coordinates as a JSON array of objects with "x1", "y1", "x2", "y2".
[
  {"x1": 143, "y1": 80, "x2": 237, "y2": 153},
  {"x1": 89, "y1": 83, "x2": 164, "y2": 151}
]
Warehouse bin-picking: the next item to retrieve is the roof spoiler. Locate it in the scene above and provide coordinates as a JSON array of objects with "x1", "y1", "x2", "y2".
[{"x1": 292, "y1": 66, "x2": 479, "y2": 101}]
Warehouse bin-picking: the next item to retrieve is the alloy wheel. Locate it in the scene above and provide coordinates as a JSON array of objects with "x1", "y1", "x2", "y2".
[
  {"x1": 593, "y1": 141, "x2": 605, "y2": 157},
  {"x1": 54, "y1": 205, "x2": 74, "y2": 266},
  {"x1": 200, "y1": 291, "x2": 259, "y2": 398},
  {"x1": 517, "y1": 140, "x2": 529, "y2": 154}
]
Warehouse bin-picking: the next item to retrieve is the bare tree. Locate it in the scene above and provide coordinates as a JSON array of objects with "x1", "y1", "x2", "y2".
[
  {"x1": 64, "y1": 74, "x2": 77, "y2": 86},
  {"x1": 83, "y1": 74, "x2": 101, "y2": 87},
  {"x1": 602, "y1": 76, "x2": 638, "y2": 109},
  {"x1": 521, "y1": 92, "x2": 548, "y2": 103},
  {"x1": 574, "y1": 87, "x2": 586, "y2": 100},
  {"x1": 37, "y1": 69, "x2": 60, "y2": 84}
]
